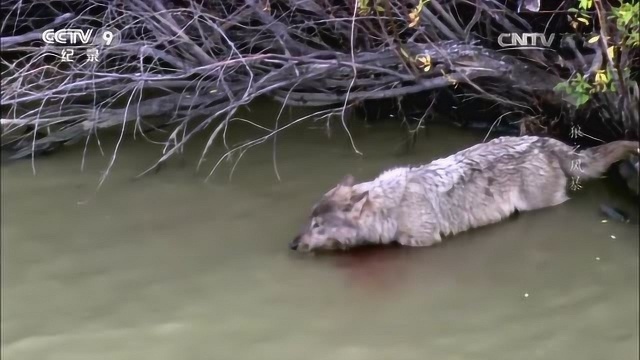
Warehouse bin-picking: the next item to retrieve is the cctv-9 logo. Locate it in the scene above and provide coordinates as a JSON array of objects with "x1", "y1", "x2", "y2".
[{"x1": 41, "y1": 28, "x2": 121, "y2": 46}]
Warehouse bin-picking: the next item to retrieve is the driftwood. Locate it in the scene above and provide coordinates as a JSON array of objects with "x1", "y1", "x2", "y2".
[{"x1": 0, "y1": 0, "x2": 637, "y2": 178}]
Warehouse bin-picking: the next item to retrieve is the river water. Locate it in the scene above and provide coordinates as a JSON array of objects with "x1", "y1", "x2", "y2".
[{"x1": 2, "y1": 101, "x2": 638, "y2": 360}]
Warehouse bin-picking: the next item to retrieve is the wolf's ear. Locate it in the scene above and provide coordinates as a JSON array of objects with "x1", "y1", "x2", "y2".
[
  {"x1": 325, "y1": 174, "x2": 355, "y2": 198},
  {"x1": 338, "y1": 174, "x2": 355, "y2": 188},
  {"x1": 349, "y1": 191, "x2": 370, "y2": 216}
]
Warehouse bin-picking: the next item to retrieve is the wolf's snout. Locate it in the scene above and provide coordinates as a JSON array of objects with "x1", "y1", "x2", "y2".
[{"x1": 289, "y1": 235, "x2": 301, "y2": 250}]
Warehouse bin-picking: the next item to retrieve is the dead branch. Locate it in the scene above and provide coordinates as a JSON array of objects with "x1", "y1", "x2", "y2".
[{"x1": 1, "y1": 0, "x2": 635, "y2": 177}]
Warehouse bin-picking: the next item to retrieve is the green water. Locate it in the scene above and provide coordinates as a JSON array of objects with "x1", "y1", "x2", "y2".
[{"x1": 1, "y1": 101, "x2": 638, "y2": 360}]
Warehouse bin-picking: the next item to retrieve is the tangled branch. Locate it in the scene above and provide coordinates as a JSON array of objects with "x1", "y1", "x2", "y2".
[{"x1": 1, "y1": 0, "x2": 631, "y2": 179}]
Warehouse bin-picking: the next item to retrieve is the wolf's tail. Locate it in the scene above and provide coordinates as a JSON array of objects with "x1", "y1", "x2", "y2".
[{"x1": 558, "y1": 140, "x2": 640, "y2": 179}]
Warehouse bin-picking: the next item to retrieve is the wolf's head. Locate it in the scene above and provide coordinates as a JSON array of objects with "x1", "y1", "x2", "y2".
[{"x1": 290, "y1": 174, "x2": 373, "y2": 252}]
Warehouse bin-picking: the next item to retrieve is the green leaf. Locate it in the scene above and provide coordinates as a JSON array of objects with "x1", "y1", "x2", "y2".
[
  {"x1": 554, "y1": 82, "x2": 569, "y2": 92},
  {"x1": 579, "y1": 0, "x2": 593, "y2": 10},
  {"x1": 576, "y1": 94, "x2": 589, "y2": 106}
]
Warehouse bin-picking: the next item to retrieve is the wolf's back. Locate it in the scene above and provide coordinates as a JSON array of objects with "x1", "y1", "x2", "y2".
[
  {"x1": 402, "y1": 136, "x2": 638, "y2": 240},
  {"x1": 401, "y1": 136, "x2": 550, "y2": 239}
]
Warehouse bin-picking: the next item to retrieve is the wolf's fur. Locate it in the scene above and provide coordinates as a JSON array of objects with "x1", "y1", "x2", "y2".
[{"x1": 290, "y1": 136, "x2": 639, "y2": 252}]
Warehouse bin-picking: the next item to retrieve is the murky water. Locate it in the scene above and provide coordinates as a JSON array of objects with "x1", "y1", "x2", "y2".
[{"x1": 2, "y1": 101, "x2": 638, "y2": 360}]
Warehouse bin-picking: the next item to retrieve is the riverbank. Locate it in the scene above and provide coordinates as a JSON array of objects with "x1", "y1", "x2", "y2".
[{"x1": 2, "y1": 0, "x2": 637, "y2": 166}]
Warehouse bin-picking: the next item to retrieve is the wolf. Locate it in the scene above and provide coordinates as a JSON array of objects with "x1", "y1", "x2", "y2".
[{"x1": 289, "y1": 136, "x2": 639, "y2": 252}]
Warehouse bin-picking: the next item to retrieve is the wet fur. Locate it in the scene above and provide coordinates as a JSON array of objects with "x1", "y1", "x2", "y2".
[{"x1": 291, "y1": 136, "x2": 640, "y2": 252}]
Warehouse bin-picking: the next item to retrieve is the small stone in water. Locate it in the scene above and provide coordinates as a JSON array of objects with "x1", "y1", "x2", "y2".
[
  {"x1": 610, "y1": 235, "x2": 617, "y2": 239},
  {"x1": 524, "y1": 293, "x2": 529, "y2": 298},
  {"x1": 601, "y1": 220, "x2": 608, "y2": 223},
  {"x1": 595, "y1": 257, "x2": 601, "y2": 261}
]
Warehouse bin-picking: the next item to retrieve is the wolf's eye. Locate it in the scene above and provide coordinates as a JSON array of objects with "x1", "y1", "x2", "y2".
[{"x1": 312, "y1": 222, "x2": 320, "y2": 228}]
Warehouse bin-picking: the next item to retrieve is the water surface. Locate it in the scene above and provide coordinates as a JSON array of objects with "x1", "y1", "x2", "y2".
[{"x1": 2, "y1": 102, "x2": 638, "y2": 360}]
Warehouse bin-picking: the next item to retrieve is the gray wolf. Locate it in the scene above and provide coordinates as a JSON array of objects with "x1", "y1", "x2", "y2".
[{"x1": 289, "y1": 136, "x2": 639, "y2": 252}]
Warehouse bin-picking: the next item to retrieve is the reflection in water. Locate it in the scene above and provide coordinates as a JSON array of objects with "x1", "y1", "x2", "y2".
[
  {"x1": 1, "y1": 101, "x2": 638, "y2": 360},
  {"x1": 322, "y1": 246, "x2": 412, "y2": 292}
]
